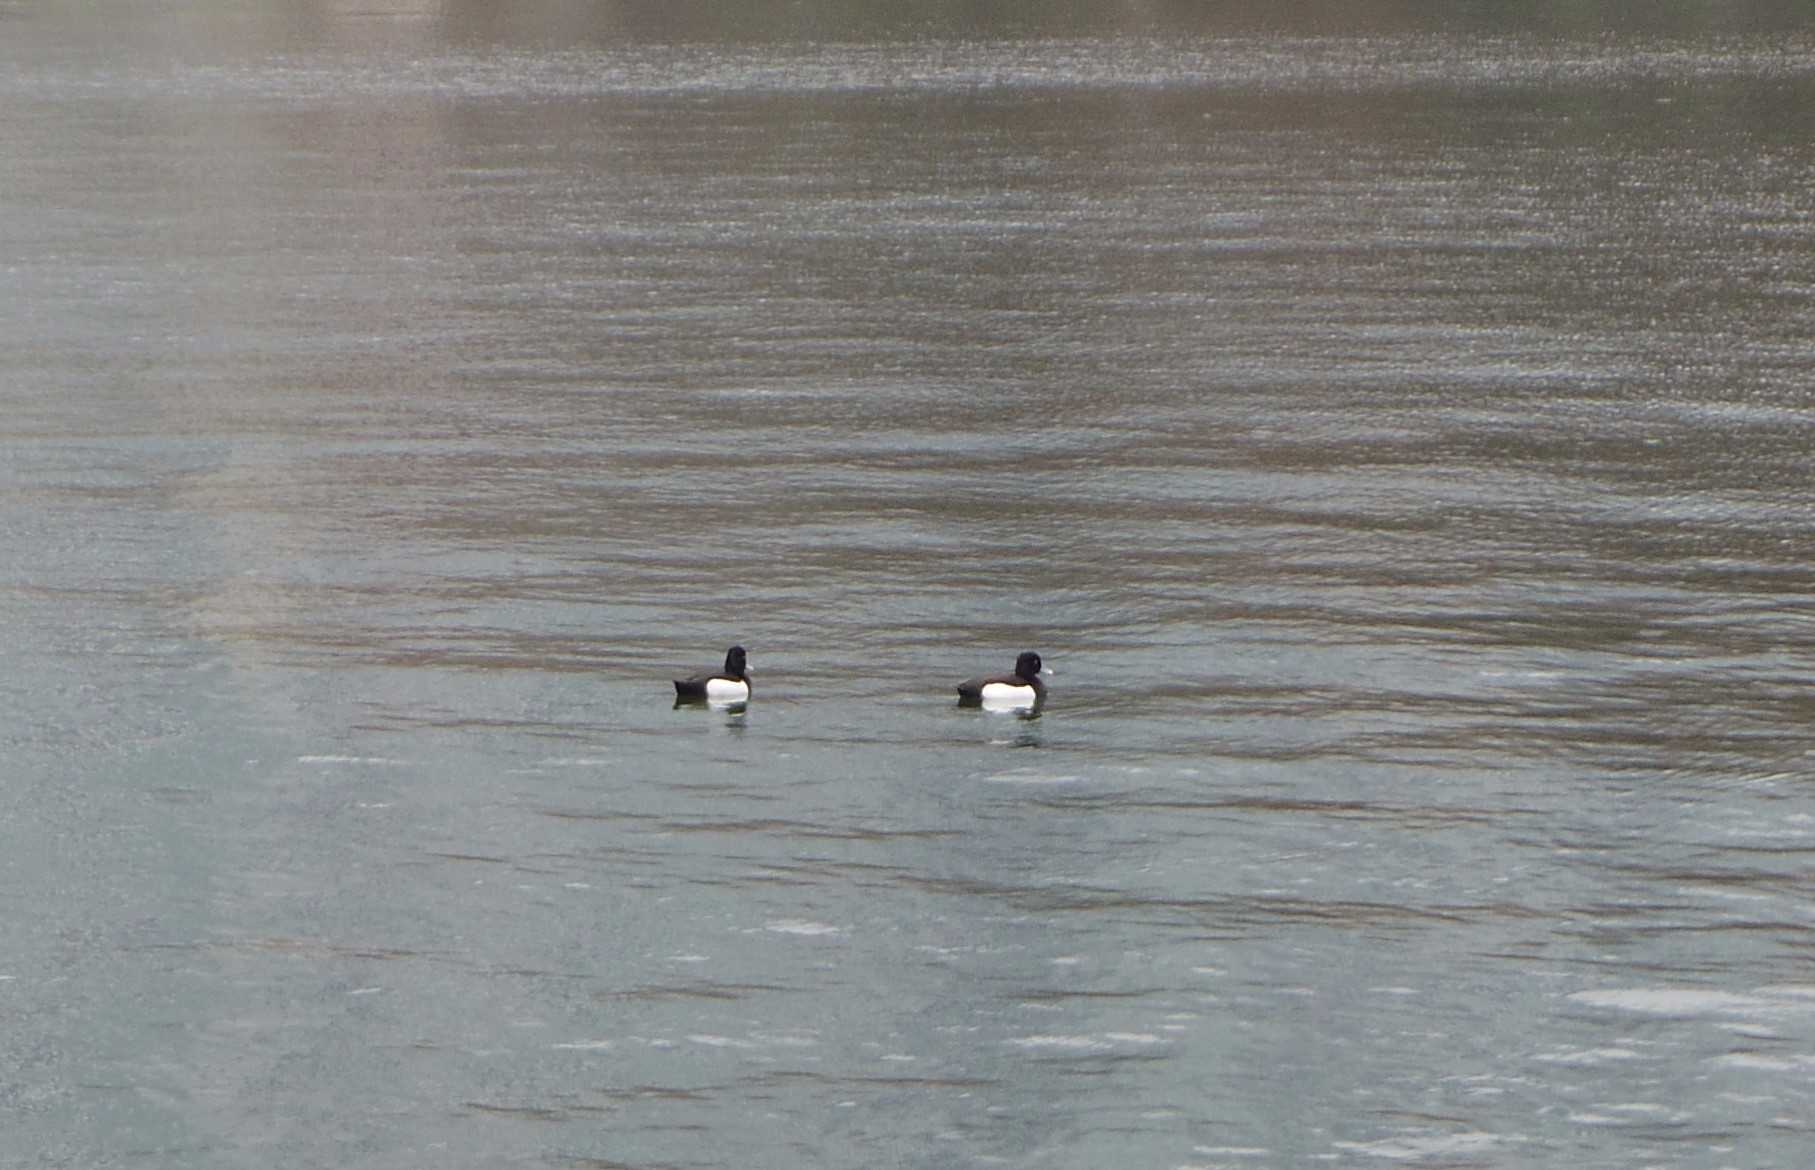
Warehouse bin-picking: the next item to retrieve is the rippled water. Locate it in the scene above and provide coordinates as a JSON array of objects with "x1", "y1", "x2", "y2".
[{"x1": 4, "y1": 6, "x2": 1815, "y2": 1168}]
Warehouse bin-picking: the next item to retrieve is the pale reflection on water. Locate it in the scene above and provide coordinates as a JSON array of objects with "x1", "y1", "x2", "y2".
[{"x1": 3, "y1": 5, "x2": 1815, "y2": 1169}]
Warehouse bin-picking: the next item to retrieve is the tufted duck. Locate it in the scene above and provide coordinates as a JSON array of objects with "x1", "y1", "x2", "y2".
[
  {"x1": 956, "y1": 651, "x2": 1049, "y2": 709},
  {"x1": 673, "y1": 645, "x2": 750, "y2": 704}
]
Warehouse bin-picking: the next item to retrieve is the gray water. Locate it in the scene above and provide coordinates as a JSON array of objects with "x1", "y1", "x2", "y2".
[{"x1": 5, "y1": 4, "x2": 1815, "y2": 1168}]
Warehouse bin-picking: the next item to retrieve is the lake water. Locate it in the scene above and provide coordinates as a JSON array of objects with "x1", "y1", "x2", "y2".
[{"x1": 4, "y1": 4, "x2": 1815, "y2": 1168}]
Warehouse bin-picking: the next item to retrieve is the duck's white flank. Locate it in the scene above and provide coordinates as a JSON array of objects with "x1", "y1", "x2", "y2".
[
  {"x1": 979, "y1": 681, "x2": 1038, "y2": 706},
  {"x1": 704, "y1": 677, "x2": 750, "y2": 701}
]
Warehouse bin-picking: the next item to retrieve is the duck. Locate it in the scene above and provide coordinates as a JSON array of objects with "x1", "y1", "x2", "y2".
[
  {"x1": 956, "y1": 651, "x2": 1049, "y2": 709},
  {"x1": 673, "y1": 645, "x2": 750, "y2": 704}
]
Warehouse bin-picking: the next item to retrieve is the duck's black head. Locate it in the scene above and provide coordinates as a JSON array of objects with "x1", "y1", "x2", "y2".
[
  {"x1": 1014, "y1": 651, "x2": 1043, "y2": 681},
  {"x1": 724, "y1": 645, "x2": 748, "y2": 678}
]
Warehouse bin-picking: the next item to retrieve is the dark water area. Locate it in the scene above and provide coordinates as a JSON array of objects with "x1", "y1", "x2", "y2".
[{"x1": 4, "y1": 4, "x2": 1815, "y2": 1168}]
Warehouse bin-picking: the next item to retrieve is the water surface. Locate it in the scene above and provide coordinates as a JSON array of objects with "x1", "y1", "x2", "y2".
[{"x1": 4, "y1": 7, "x2": 1815, "y2": 1169}]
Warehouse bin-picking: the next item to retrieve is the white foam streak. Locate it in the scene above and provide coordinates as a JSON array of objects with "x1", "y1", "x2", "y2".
[
  {"x1": 1007, "y1": 1032, "x2": 1165, "y2": 1053},
  {"x1": 1331, "y1": 1132, "x2": 1507, "y2": 1160},
  {"x1": 1569, "y1": 987, "x2": 1815, "y2": 1019},
  {"x1": 764, "y1": 919, "x2": 844, "y2": 937}
]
